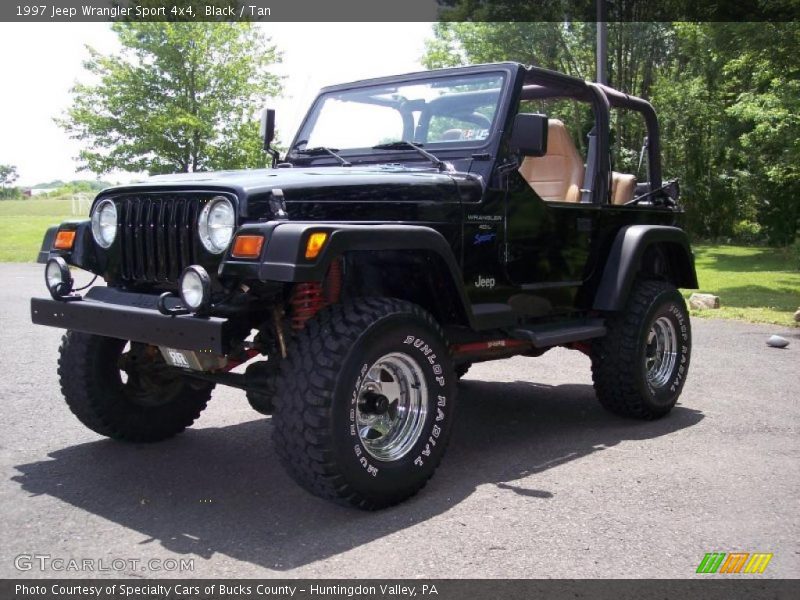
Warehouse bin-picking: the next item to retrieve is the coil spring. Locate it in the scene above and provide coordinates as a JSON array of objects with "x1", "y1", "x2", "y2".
[
  {"x1": 289, "y1": 283, "x2": 325, "y2": 330},
  {"x1": 288, "y1": 258, "x2": 342, "y2": 330}
]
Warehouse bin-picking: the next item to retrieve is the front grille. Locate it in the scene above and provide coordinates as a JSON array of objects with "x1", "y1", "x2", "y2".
[{"x1": 115, "y1": 194, "x2": 205, "y2": 283}]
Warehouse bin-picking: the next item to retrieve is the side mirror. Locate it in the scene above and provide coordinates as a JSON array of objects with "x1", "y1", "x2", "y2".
[
  {"x1": 509, "y1": 113, "x2": 548, "y2": 157},
  {"x1": 260, "y1": 108, "x2": 276, "y2": 150},
  {"x1": 260, "y1": 108, "x2": 279, "y2": 167}
]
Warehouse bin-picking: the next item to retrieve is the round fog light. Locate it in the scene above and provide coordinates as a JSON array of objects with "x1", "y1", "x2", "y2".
[
  {"x1": 45, "y1": 257, "x2": 73, "y2": 299},
  {"x1": 179, "y1": 266, "x2": 211, "y2": 311}
]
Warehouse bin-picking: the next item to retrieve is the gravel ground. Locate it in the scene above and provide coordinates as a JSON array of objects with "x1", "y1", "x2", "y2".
[{"x1": 1, "y1": 263, "x2": 797, "y2": 579}]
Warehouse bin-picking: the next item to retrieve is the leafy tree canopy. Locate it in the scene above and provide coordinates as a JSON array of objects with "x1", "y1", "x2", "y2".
[
  {"x1": 59, "y1": 22, "x2": 282, "y2": 176},
  {"x1": 0, "y1": 164, "x2": 19, "y2": 187},
  {"x1": 423, "y1": 21, "x2": 799, "y2": 245}
]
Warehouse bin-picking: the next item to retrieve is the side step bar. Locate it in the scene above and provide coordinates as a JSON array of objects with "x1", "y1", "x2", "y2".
[{"x1": 511, "y1": 319, "x2": 606, "y2": 349}]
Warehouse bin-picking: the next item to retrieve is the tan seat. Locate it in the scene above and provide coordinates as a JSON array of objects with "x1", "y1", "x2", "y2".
[
  {"x1": 518, "y1": 119, "x2": 585, "y2": 202},
  {"x1": 611, "y1": 171, "x2": 637, "y2": 205}
]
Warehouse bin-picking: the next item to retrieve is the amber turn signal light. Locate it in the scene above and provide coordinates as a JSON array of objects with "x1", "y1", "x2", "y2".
[
  {"x1": 305, "y1": 232, "x2": 329, "y2": 260},
  {"x1": 53, "y1": 230, "x2": 76, "y2": 250},
  {"x1": 231, "y1": 235, "x2": 264, "y2": 259}
]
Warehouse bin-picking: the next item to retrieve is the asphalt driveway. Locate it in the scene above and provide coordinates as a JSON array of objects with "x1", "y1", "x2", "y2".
[{"x1": 1, "y1": 263, "x2": 797, "y2": 578}]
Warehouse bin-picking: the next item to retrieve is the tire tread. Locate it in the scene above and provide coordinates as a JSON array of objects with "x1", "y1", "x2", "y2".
[{"x1": 272, "y1": 298, "x2": 452, "y2": 510}]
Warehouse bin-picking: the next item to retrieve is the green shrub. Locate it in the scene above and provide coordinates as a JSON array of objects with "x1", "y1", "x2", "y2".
[
  {"x1": 0, "y1": 187, "x2": 23, "y2": 200},
  {"x1": 731, "y1": 220, "x2": 764, "y2": 245}
]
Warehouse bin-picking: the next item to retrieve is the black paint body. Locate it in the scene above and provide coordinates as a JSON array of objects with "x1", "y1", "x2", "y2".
[{"x1": 34, "y1": 62, "x2": 697, "y2": 351}]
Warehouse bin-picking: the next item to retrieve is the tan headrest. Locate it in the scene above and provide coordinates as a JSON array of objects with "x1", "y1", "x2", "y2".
[
  {"x1": 546, "y1": 119, "x2": 581, "y2": 162},
  {"x1": 611, "y1": 172, "x2": 637, "y2": 205},
  {"x1": 518, "y1": 119, "x2": 585, "y2": 202}
]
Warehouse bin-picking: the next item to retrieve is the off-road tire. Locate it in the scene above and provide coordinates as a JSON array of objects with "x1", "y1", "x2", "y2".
[
  {"x1": 58, "y1": 331, "x2": 213, "y2": 442},
  {"x1": 272, "y1": 298, "x2": 457, "y2": 510},
  {"x1": 455, "y1": 362, "x2": 472, "y2": 379},
  {"x1": 591, "y1": 280, "x2": 691, "y2": 419},
  {"x1": 245, "y1": 360, "x2": 278, "y2": 415}
]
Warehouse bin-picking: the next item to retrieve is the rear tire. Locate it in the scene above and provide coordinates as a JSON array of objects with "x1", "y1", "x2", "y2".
[
  {"x1": 272, "y1": 298, "x2": 457, "y2": 509},
  {"x1": 591, "y1": 280, "x2": 691, "y2": 419},
  {"x1": 58, "y1": 332, "x2": 213, "y2": 442}
]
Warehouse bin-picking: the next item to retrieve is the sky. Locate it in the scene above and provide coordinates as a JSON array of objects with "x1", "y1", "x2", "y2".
[{"x1": 0, "y1": 22, "x2": 433, "y2": 187}]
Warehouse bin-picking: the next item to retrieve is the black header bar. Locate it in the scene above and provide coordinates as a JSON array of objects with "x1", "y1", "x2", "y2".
[{"x1": 1, "y1": 0, "x2": 799, "y2": 22}]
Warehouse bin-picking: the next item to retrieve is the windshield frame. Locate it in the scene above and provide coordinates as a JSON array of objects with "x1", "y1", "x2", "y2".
[{"x1": 287, "y1": 64, "x2": 518, "y2": 164}]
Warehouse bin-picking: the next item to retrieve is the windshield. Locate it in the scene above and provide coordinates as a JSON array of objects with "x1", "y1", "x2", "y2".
[{"x1": 293, "y1": 72, "x2": 506, "y2": 154}]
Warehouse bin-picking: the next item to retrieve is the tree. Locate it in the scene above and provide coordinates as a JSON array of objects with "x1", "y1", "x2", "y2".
[
  {"x1": 59, "y1": 22, "x2": 282, "y2": 175},
  {"x1": 0, "y1": 164, "x2": 18, "y2": 188},
  {"x1": 423, "y1": 22, "x2": 674, "y2": 172},
  {"x1": 422, "y1": 21, "x2": 800, "y2": 245}
]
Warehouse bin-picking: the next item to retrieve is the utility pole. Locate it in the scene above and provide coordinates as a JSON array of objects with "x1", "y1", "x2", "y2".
[{"x1": 596, "y1": 0, "x2": 608, "y2": 85}]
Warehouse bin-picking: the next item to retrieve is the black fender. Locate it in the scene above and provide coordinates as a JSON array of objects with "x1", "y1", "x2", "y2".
[
  {"x1": 593, "y1": 225, "x2": 698, "y2": 312},
  {"x1": 36, "y1": 220, "x2": 96, "y2": 272},
  {"x1": 223, "y1": 221, "x2": 477, "y2": 328},
  {"x1": 37, "y1": 225, "x2": 60, "y2": 263}
]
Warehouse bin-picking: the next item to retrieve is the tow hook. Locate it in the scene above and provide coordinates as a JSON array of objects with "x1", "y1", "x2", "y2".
[{"x1": 157, "y1": 292, "x2": 191, "y2": 316}]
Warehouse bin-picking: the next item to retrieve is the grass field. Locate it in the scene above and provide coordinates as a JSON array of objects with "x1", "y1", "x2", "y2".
[
  {"x1": 687, "y1": 244, "x2": 799, "y2": 327},
  {"x1": 1, "y1": 198, "x2": 797, "y2": 325},
  {"x1": 0, "y1": 197, "x2": 82, "y2": 262}
]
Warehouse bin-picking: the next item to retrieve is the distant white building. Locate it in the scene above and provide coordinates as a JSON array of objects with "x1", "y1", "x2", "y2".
[{"x1": 28, "y1": 187, "x2": 59, "y2": 197}]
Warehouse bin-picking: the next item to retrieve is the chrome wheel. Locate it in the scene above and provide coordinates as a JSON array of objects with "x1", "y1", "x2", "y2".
[
  {"x1": 644, "y1": 316, "x2": 678, "y2": 388},
  {"x1": 356, "y1": 352, "x2": 428, "y2": 462}
]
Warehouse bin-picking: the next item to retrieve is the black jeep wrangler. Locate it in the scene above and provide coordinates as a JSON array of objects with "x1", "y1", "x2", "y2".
[{"x1": 32, "y1": 63, "x2": 697, "y2": 509}]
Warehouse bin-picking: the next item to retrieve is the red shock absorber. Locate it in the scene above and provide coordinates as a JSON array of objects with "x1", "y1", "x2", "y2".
[
  {"x1": 325, "y1": 257, "x2": 343, "y2": 305},
  {"x1": 289, "y1": 282, "x2": 325, "y2": 330},
  {"x1": 289, "y1": 258, "x2": 343, "y2": 330}
]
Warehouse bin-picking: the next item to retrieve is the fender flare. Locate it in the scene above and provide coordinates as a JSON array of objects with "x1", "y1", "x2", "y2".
[
  {"x1": 593, "y1": 225, "x2": 698, "y2": 312},
  {"x1": 37, "y1": 225, "x2": 60, "y2": 264},
  {"x1": 232, "y1": 222, "x2": 476, "y2": 328}
]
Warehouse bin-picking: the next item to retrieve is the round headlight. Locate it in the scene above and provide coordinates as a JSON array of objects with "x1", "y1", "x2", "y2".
[
  {"x1": 198, "y1": 196, "x2": 235, "y2": 254},
  {"x1": 91, "y1": 199, "x2": 117, "y2": 248},
  {"x1": 179, "y1": 266, "x2": 211, "y2": 311}
]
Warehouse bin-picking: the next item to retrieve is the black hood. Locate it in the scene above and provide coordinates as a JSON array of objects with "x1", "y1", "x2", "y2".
[{"x1": 100, "y1": 164, "x2": 479, "y2": 221}]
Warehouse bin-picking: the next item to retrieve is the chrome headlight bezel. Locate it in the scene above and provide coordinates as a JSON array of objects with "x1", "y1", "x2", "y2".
[
  {"x1": 90, "y1": 198, "x2": 118, "y2": 249},
  {"x1": 198, "y1": 196, "x2": 235, "y2": 255}
]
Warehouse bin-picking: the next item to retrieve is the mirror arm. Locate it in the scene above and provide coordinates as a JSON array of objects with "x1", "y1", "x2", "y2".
[{"x1": 266, "y1": 147, "x2": 279, "y2": 168}]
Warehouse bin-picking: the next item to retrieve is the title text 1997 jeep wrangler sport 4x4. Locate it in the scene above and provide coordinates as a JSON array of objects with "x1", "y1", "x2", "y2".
[{"x1": 32, "y1": 63, "x2": 697, "y2": 509}]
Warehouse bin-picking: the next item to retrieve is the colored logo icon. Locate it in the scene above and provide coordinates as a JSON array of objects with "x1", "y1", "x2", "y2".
[{"x1": 696, "y1": 552, "x2": 773, "y2": 574}]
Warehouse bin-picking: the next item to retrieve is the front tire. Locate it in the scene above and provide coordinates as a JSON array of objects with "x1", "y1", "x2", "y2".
[
  {"x1": 272, "y1": 298, "x2": 457, "y2": 509},
  {"x1": 591, "y1": 280, "x2": 691, "y2": 419},
  {"x1": 245, "y1": 360, "x2": 277, "y2": 415},
  {"x1": 58, "y1": 332, "x2": 213, "y2": 442}
]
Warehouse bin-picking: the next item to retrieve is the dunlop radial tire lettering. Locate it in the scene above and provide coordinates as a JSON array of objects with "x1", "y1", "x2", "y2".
[
  {"x1": 271, "y1": 298, "x2": 457, "y2": 510},
  {"x1": 58, "y1": 331, "x2": 213, "y2": 442},
  {"x1": 590, "y1": 280, "x2": 691, "y2": 420}
]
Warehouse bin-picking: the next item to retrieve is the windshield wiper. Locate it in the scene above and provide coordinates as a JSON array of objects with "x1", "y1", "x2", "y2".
[
  {"x1": 296, "y1": 146, "x2": 351, "y2": 167},
  {"x1": 371, "y1": 140, "x2": 446, "y2": 171}
]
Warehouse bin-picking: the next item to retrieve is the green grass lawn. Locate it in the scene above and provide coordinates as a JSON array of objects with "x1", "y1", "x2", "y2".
[
  {"x1": 2, "y1": 199, "x2": 797, "y2": 326},
  {"x1": 0, "y1": 197, "x2": 80, "y2": 262},
  {"x1": 687, "y1": 244, "x2": 799, "y2": 327}
]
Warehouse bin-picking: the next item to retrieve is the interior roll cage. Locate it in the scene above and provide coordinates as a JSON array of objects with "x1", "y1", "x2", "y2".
[
  {"x1": 287, "y1": 62, "x2": 668, "y2": 205},
  {"x1": 517, "y1": 65, "x2": 665, "y2": 203}
]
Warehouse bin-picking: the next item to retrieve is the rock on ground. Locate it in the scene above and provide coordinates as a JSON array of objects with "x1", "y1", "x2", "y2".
[{"x1": 689, "y1": 293, "x2": 721, "y2": 310}]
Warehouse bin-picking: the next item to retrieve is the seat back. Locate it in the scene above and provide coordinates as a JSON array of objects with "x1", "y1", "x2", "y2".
[
  {"x1": 611, "y1": 172, "x2": 637, "y2": 205},
  {"x1": 518, "y1": 119, "x2": 584, "y2": 202}
]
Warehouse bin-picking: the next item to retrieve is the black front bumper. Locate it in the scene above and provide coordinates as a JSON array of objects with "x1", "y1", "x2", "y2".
[{"x1": 30, "y1": 287, "x2": 233, "y2": 354}]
